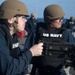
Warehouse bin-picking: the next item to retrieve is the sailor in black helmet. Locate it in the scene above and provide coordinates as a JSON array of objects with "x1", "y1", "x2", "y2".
[
  {"x1": 0, "y1": 0, "x2": 43, "y2": 75},
  {"x1": 24, "y1": 4, "x2": 75, "y2": 75}
]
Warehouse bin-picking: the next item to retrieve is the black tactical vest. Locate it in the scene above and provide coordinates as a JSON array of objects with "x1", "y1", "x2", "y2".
[
  {"x1": 0, "y1": 25, "x2": 19, "y2": 58},
  {"x1": 36, "y1": 22, "x2": 68, "y2": 69}
]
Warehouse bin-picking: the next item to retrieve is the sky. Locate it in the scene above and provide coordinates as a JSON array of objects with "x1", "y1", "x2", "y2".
[{"x1": 0, "y1": 0, "x2": 75, "y2": 19}]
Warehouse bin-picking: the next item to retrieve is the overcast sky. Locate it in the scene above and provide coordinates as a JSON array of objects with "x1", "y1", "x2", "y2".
[{"x1": 0, "y1": 0, "x2": 75, "y2": 19}]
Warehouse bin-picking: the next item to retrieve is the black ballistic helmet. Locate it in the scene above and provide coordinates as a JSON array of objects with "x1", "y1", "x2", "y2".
[
  {"x1": 0, "y1": 0, "x2": 29, "y2": 19},
  {"x1": 44, "y1": 4, "x2": 65, "y2": 22}
]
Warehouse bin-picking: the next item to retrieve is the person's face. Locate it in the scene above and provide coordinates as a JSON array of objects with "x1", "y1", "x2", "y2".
[
  {"x1": 50, "y1": 17, "x2": 63, "y2": 28},
  {"x1": 31, "y1": 14, "x2": 35, "y2": 19},
  {"x1": 7, "y1": 17, "x2": 16, "y2": 35},
  {"x1": 17, "y1": 16, "x2": 27, "y2": 31}
]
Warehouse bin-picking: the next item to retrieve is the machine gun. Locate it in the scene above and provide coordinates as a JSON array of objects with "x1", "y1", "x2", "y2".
[
  {"x1": 39, "y1": 40, "x2": 74, "y2": 55},
  {"x1": 39, "y1": 40, "x2": 75, "y2": 64},
  {"x1": 40, "y1": 41, "x2": 75, "y2": 67},
  {"x1": 43, "y1": 42, "x2": 75, "y2": 54}
]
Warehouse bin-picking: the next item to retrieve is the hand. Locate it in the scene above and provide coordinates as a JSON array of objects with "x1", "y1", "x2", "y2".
[{"x1": 30, "y1": 43, "x2": 43, "y2": 56}]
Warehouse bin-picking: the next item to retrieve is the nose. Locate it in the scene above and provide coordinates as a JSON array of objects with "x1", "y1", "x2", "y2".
[{"x1": 25, "y1": 18, "x2": 27, "y2": 22}]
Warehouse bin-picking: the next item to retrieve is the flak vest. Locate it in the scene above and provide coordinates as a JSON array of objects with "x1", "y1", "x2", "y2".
[
  {"x1": 36, "y1": 23, "x2": 68, "y2": 69},
  {"x1": 0, "y1": 25, "x2": 19, "y2": 58}
]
